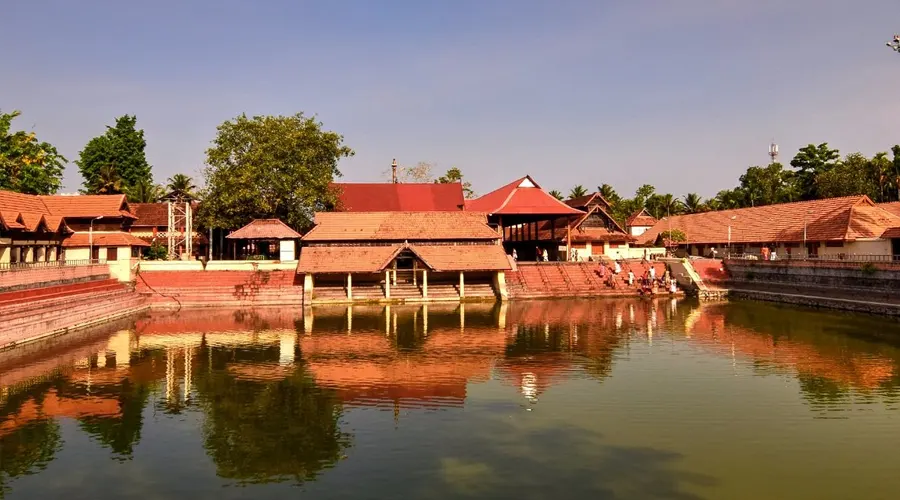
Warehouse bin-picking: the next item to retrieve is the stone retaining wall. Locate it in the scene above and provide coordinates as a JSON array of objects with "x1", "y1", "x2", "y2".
[
  {"x1": 725, "y1": 259, "x2": 900, "y2": 293},
  {"x1": 0, "y1": 264, "x2": 110, "y2": 292}
]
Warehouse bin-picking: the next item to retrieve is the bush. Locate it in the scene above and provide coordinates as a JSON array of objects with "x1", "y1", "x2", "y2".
[
  {"x1": 860, "y1": 262, "x2": 877, "y2": 276},
  {"x1": 144, "y1": 241, "x2": 168, "y2": 260}
]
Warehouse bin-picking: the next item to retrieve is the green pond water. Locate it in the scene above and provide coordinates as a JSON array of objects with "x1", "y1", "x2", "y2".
[{"x1": 1, "y1": 298, "x2": 899, "y2": 499}]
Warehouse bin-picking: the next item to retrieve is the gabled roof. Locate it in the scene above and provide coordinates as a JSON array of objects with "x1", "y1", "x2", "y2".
[
  {"x1": 466, "y1": 176, "x2": 585, "y2": 216},
  {"x1": 878, "y1": 201, "x2": 900, "y2": 218},
  {"x1": 529, "y1": 204, "x2": 632, "y2": 243},
  {"x1": 302, "y1": 212, "x2": 500, "y2": 242},
  {"x1": 226, "y1": 219, "x2": 302, "y2": 240},
  {"x1": 565, "y1": 193, "x2": 611, "y2": 210},
  {"x1": 636, "y1": 196, "x2": 900, "y2": 245},
  {"x1": 627, "y1": 208, "x2": 657, "y2": 227},
  {"x1": 330, "y1": 182, "x2": 465, "y2": 212},
  {"x1": 296, "y1": 243, "x2": 510, "y2": 273},
  {"x1": 39, "y1": 194, "x2": 136, "y2": 219}
]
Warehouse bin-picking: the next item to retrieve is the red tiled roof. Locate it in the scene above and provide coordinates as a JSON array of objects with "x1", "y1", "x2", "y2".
[
  {"x1": 19, "y1": 212, "x2": 47, "y2": 232},
  {"x1": 627, "y1": 208, "x2": 657, "y2": 227},
  {"x1": 881, "y1": 227, "x2": 900, "y2": 239},
  {"x1": 297, "y1": 243, "x2": 510, "y2": 274},
  {"x1": 130, "y1": 203, "x2": 169, "y2": 227},
  {"x1": 0, "y1": 211, "x2": 25, "y2": 230},
  {"x1": 297, "y1": 245, "x2": 399, "y2": 273},
  {"x1": 38, "y1": 194, "x2": 136, "y2": 218},
  {"x1": 466, "y1": 176, "x2": 585, "y2": 216},
  {"x1": 302, "y1": 212, "x2": 500, "y2": 242},
  {"x1": 409, "y1": 244, "x2": 511, "y2": 272},
  {"x1": 637, "y1": 196, "x2": 900, "y2": 245},
  {"x1": 330, "y1": 183, "x2": 465, "y2": 212},
  {"x1": 62, "y1": 232, "x2": 151, "y2": 247},
  {"x1": 565, "y1": 193, "x2": 611, "y2": 209},
  {"x1": 878, "y1": 202, "x2": 900, "y2": 218},
  {"x1": 226, "y1": 219, "x2": 302, "y2": 240},
  {"x1": 0, "y1": 190, "x2": 49, "y2": 214},
  {"x1": 522, "y1": 204, "x2": 631, "y2": 243}
]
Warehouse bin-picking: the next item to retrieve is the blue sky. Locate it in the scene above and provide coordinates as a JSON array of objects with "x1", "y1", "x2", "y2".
[{"x1": 3, "y1": 0, "x2": 900, "y2": 199}]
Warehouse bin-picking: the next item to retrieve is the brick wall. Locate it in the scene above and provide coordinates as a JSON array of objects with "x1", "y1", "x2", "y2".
[
  {"x1": 135, "y1": 270, "x2": 304, "y2": 308},
  {"x1": 0, "y1": 265, "x2": 110, "y2": 292}
]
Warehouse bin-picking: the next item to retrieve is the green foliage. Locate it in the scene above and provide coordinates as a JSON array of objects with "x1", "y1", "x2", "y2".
[
  {"x1": 646, "y1": 192, "x2": 683, "y2": 219},
  {"x1": 91, "y1": 164, "x2": 125, "y2": 194},
  {"x1": 597, "y1": 183, "x2": 620, "y2": 204},
  {"x1": 76, "y1": 115, "x2": 153, "y2": 194},
  {"x1": 861, "y1": 262, "x2": 877, "y2": 275},
  {"x1": 144, "y1": 240, "x2": 168, "y2": 260},
  {"x1": 568, "y1": 185, "x2": 588, "y2": 199},
  {"x1": 126, "y1": 179, "x2": 164, "y2": 203},
  {"x1": 790, "y1": 143, "x2": 840, "y2": 200},
  {"x1": 435, "y1": 167, "x2": 475, "y2": 198},
  {"x1": 682, "y1": 193, "x2": 705, "y2": 213},
  {"x1": 0, "y1": 420, "x2": 62, "y2": 495},
  {"x1": 656, "y1": 229, "x2": 687, "y2": 246},
  {"x1": 816, "y1": 152, "x2": 879, "y2": 199},
  {"x1": 548, "y1": 189, "x2": 564, "y2": 201},
  {"x1": 0, "y1": 110, "x2": 67, "y2": 194},
  {"x1": 738, "y1": 163, "x2": 798, "y2": 206},
  {"x1": 166, "y1": 173, "x2": 198, "y2": 199},
  {"x1": 200, "y1": 113, "x2": 353, "y2": 230}
]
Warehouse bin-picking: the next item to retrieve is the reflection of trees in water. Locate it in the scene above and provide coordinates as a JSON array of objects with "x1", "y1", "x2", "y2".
[
  {"x1": 0, "y1": 380, "x2": 64, "y2": 498},
  {"x1": 0, "y1": 420, "x2": 62, "y2": 498},
  {"x1": 506, "y1": 324, "x2": 572, "y2": 356},
  {"x1": 193, "y1": 345, "x2": 351, "y2": 485},
  {"x1": 73, "y1": 379, "x2": 151, "y2": 459}
]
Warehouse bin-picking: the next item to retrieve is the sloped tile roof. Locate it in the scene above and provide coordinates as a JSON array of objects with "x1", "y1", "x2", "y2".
[
  {"x1": 523, "y1": 204, "x2": 631, "y2": 243},
  {"x1": 0, "y1": 211, "x2": 25, "y2": 230},
  {"x1": 62, "y1": 232, "x2": 151, "y2": 247},
  {"x1": 878, "y1": 202, "x2": 900, "y2": 218},
  {"x1": 466, "y1": 176, "x2": 585, "y2": 216},
  {"x1": 297, "y1": 243, "x2": 511, "y2": 274},
  {"x1": 330, "y1": 183, "x2": 465, "y2": 211},
  {"x1": 227, "y1": 219, "x2": 302, "y2": 240},
  {"x1": 302, "y1": 212, "x2": 500, "y2": 242},
  {"x1": 627, "y1": 208, "x2": 657, "y2": 227},
  {"x1": 38, "y1": 194, "x2": 136, "y2": 218},
  {"x1": 18, "y1": 212, "x2": 47, "y2": 232},
  {"x1": 409, "y1": 244, "x2": 511, "y2": 271},
  {"x1": 297, "y1": 245, "x2": 398, "y2": 273},
  {"x1": 565, "y1": 193, "x2": 611, "y2": 209},
  {"x1": 130, "y1": 202, "x2": 201, "y2": 227},
  {"x1": 637, "y1": 196, "x2": 900, "y2": 245},
  {"x1": 0, "y1": 190, "x2": 49, "y2": 214}
]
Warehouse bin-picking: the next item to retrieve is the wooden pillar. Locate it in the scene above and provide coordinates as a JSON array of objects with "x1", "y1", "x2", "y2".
[
  {"x1": 498, "y1": 215, "x2": 504, "y2": 241},
  {"x1": 385, "y1": 270, "x2": 391, "y2": 298},
  {"x1": 566, "y1": 222, "x2": 572, "y2": 261},
  {"x1": 459, "y1": 271, "x2": 465, "y2": 298},
  {"x1": 413, "y1": 261, "x2": 418, "y2": 286},
  {"x1": 346, "y1": 273, "x2": 352, "y2": 300},
  {"x1": 422, "y1": 269, "x2": 428, "y2": 298}
]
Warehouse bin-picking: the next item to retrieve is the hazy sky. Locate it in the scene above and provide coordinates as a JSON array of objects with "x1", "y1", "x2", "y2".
[{"x1": 3, "y1": 0, "x2": 900, "y2": 198}]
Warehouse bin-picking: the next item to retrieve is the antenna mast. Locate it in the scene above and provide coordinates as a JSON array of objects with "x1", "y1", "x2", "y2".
[{"x1": 768, "y1": 142, "x2": 779, "y2": 165}]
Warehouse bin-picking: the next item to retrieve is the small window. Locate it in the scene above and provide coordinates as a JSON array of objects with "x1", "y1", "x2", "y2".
[{"x1": 107, "y1": 247, "x2": 118, "y2": 261}]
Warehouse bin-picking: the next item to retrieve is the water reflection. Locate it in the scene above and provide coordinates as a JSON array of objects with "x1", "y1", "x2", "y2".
[{"x1": 1, "y1": 299, "x2": 900, "y2": 498}]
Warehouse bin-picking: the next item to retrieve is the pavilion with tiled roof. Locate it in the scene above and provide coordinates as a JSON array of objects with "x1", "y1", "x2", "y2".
[
  {"x1": 329, "y1": 182, "x2": 465, "y2": 211},
  {"x1": 226, "y1": 219, "x2": 302, "y2": 261},
  {"x1": 533, "y1": 192, "x2": 635, "y2": 260},
  {"x1": 466, "y1": 176, "x2": 585, "y2": 261},
  {"x1": 636, "y1": 195, "x2": 900, "y2": 258},
  {"x1": 297, "y1": 211, "x2": 511, "y2": 304}
]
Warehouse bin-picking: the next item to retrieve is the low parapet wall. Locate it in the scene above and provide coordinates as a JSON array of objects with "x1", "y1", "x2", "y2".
[
  {"x1": 725, "y1": 259, "x2": 900, "y2": 293},
  {"x1": 0, "y1": 264, "x2": 110, "y2": 293},
  {"x1": 135, "y1": 268, "x2": 303, "y2": 308}
]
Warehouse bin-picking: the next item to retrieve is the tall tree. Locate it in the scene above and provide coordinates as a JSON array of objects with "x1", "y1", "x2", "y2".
[
  {"x1": 569, "y1": 185, "x2": 588, "y2": 199},
  {"x1": 548, "y1": 190, "x2": 564, "y2": 201},
  {"x1": 891, "y1": 145, "x2": 900, "y2": 201},
  {"x1": 166, "y1": 173, "x2": 198, "y2": 198},
  {"x1": 91, "y1": 165, "x2": 124, "y2": 195},
  {"x1": 790, "y1": 143, "x2": 840, "y2": 200},
  {"x1": 76, "y1": 115, "x2": 152, "y2": 194},
  {"x1": 200, "y1": 113, "x2": 353, "y2": 229},
  {"x1": 682, "y1": 193, "x2": 704, "y2": 214},
  {"x1": 0, "y1": 110, "x2": 66, "y2": 194},
  {"x1": 869, "y1": 152, "x2": 892, "y2": 202},
  {"x1": 126, "y1": 179, "x2": 163, "y2": 203},
  {"x1": 435, "y1": 167, "x2": 475, "y2": 199},
  {"x1": 816, "y1": 152, "x2": 879, "y2": 199},
  {"x1": 597, "y1": 183, "x2": 620, "y2": 204},
  {"x1": 738, "y1": 163, "x2": 797, "y2": 207}
]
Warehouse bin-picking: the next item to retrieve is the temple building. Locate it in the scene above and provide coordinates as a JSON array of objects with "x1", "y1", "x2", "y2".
[
  {"x1": 626, "y1": 208, "x2": 658, "y2": 237},
  {"x1": 1, "y1": 190, "x2": 148, "y2": 278},
  {"x1": 466, "y1": 176, "x2": 585, "y2": 261},
  {"x1": 554, "y1": 193, "x2": 634, "y2": 260},
  {"x1": 297, "y1": 211, "x2": 511, "y2": 304}
]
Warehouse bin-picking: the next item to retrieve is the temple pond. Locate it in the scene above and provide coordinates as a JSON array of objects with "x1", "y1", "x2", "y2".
[{"x1": 1, "y1": 299, "x2": 899, "y2": 499}]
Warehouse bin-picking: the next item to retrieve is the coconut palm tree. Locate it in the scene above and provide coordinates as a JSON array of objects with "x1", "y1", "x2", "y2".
[
  {"x1": 568, "y1": 185, "x2": 588, "y2": 199},
  {"x1": 92, "y1": 165, "x2": 124, "y2": 195},
  {"x1": 597, "y1": 184, "x2": 619, "y2": 204},
  {"x1": 658, "y1": 193, "x2": 683, "y2": 216},
  {"x1": 548, "y1": 190, "x2": 564, "y2": 201},
  {"x1": 166, "y1": 174, "x2": 197, "y2": 197},
  {"x1": 126, "y1": 179, "x2": 164, "y2": 203},
  {"x1": 682, "y1": 193, "x2": 704, "y2": 214}
]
